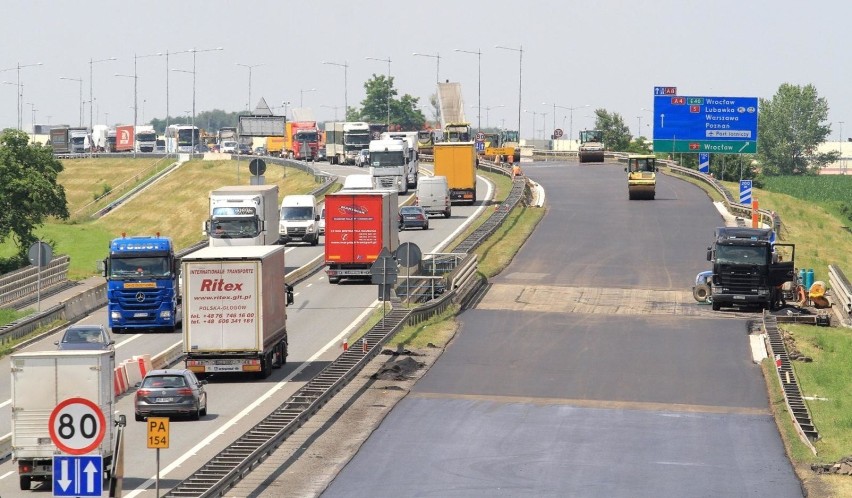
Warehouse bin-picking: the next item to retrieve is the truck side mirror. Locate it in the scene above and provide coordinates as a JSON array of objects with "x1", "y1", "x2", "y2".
[
  {"x1": 286, "y1": 284, "x2": 294, "y2": 305},
  {"x1": 315, "y1": 214, "x2": 320, "y2": 221},
  {"x1": 203, "y1": 220, "x2": 210, "y2": 235},
  {"x1": 706, "y1": 248, "x2": 712, "y2": 261},
  {"x1": 98, "y1": 259, "x2": 107, "y2": 277}
]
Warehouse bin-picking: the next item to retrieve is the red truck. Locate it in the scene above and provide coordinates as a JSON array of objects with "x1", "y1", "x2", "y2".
[
  {"x1": 324, "y1": 190, "x2": 400, "y2": 284},
  {"x1": 284, "y1": 121, "x2": 320, "y2": 160}
]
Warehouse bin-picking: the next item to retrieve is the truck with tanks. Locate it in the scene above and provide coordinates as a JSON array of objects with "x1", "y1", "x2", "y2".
[
  {"x1": 11, "y1": 350, "x2": 120, "y2": 491},
  {"x1": 181, "y1": 245, "x2": 291, "y2": 378},
  {"x1": 324, "y1": 190, "x2": 399, "y2": 284},
  {"x1": 706, "y1": 227, "x2": 796, "y2": 311},
  {"x1": 205, "y1": 185, "x2": 280, "y2": 247},
  {"x1": 433, "y1": 142, "x2": 477, "y2": 204},
  {"x1": 102, "y1": 234, "x2": 182, "y2": 334}
]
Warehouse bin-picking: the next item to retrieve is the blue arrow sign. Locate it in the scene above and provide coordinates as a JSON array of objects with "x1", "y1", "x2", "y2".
[
  {"x1": 475, "y1": 141, "x2": 485, "y2": 153},
  {"x1": 53, "y1": 455, "x2": 103, "y2": 497},
  {"x1": 740, "y1": 180, "x2": 753, "y2": 205},
  {"x1": 698, "y1": 153, "x2": 710, "y2": 174},
  {"x1": 653, "y1": 95, "x2": 758, "y2": 154}
]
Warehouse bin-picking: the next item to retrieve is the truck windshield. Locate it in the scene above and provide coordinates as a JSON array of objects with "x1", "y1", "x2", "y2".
[
  {"x1": 109, "y1": 256, "x2": 171, "y2": 278},
  {"x1": 281, "y1": 206, "x2": 314, "y2": 221},
  {"x1": 70, "y1": 137, "x2": 85, "y2": 144},
  {"x1": 294, "y1": 132, "x2": 318, "y2": 142},
  {"x1": 345, "y1": 133, "x2": 371, "y2": 146},
  {"x1": 210, "y1": 218, "x2": 260, "y2": 238},
  {"x1": 370, "y1": 151, "x2": 404, "y2": 167},
  {"x1": 715, "y1": 245, "x2": 768, "y2": 265}
]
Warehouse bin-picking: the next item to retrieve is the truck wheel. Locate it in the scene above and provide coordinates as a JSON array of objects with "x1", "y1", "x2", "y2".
[
  {"x1": 190, "y1": 403, "x2": 200, "y2": 421},
  {"x1": 712, "y1": 301, "x2": 722, "y2": 311},
  {"x1": 328, "y1": 276, "x2": 340, "y2": 284},
  {"x1": 135, "y1": 412, "x2": 144, "y2": 422},
  {"x1": 311, "y1": 236, "x2": 318, "y2": 246},
  {"x1": 444, "y1": 209, "x2": 451, "y2": 218},
  {"x1": 20, "y1": 476, "x2": 31, "y2": 490}
]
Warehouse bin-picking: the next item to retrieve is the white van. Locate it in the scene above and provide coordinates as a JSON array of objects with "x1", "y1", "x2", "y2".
[
  {"x1": 416, "y1": 175, "x2": 451, "y2": 218},
  {"x1": 279, "y1": 195, "x2": 320, "y2": 245}
]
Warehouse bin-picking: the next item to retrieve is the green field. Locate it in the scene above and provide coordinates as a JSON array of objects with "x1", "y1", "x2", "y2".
[
  {"x1": 0, "y1": 157, "x2": 320, "y2": 279},
  {"x1": 760, "y1": 175, "x2": 852, "y2": 224}
]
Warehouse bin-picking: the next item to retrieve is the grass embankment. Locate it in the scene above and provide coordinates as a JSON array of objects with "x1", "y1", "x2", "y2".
[
  {"x1": 0, "y1": 157, "x2": 320, "y2": 280},
  {"x1": 351, "y1": 170, "x2": 545, "y2": 348},
  {"x1": 667, "y1": 168, "x2": 852, "y2": 496}
]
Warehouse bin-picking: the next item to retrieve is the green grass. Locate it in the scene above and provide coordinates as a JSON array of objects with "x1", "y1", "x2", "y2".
[{"x1": 0, "y1": 158, "x2": 320, "y2": 279}]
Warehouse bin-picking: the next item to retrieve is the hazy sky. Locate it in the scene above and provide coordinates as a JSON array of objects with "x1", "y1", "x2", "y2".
[{"x1": 2, "y1": 0, "x2": 850, "y2": 141}]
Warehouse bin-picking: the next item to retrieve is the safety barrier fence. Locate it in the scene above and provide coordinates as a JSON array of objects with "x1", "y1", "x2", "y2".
[
  {"x1": 828, "y1": 265, "x2": 852, "y2": 327},
  {"x1": 0, "y1": 256, "x2": 70, "y2": 307}
]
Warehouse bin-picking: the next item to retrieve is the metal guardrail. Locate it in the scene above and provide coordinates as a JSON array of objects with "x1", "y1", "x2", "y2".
[
  {"x1": 828, "y1": 264, "x2": 852, "y2": 326},
  {"x1": 0, "y1": 256, "x2": 70, "y2": 307}
]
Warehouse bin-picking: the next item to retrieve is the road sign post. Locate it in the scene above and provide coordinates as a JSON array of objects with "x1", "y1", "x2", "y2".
[
  {"x1": 49, "y1": 397, "x2": 106, "y2": 455},
  {"x1": 147, "y1": 417, "x2": 169, "y2": 497},
  {"x1": 370, "y1": 247, "x2": 398, "y2": 325},
  {"x1": 740, "y1": 179, "x2": 753, "y2": 205},
  {"x1": 653, "y1": 94, "x2": 758, "y2": 154},
  {"x1": 698, "y1": 153, "x2": 710, "y2": 174},
  {"x1": 53, "y1": 455, "x2": 103, "y2": 497},
  {"x1": 28, "y1": 241, "x2": 52, "y2": 312}
]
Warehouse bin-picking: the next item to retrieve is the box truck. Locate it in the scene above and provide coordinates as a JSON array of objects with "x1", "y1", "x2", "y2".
[
  {"x1": 278, "y1": 194, "x2": 320, "y2": 245},
  {"x1": 182, "y1": 245, "x2": 291, "y2": 378},
  {"x1": 433, "y1": 142, "x2": 477, "y2": 203},
  {"x1": 205, "y1": 185, "x2": 280, "y2": 247},
  {"x1": 324, "y1": 190, "x2": 399, "y2": 284},
  {"x1": 11, "y1": 350, "x2": 118, "y2": 491}
]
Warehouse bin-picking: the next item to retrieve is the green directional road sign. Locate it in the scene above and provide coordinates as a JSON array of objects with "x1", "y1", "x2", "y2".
[{"x1": 653, "y1": 139, "x2": 756, "y2": 154}]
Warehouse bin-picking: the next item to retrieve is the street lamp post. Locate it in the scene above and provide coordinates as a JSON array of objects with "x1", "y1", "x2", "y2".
[
  {"x1": 321, "y1": 105, "x2": 342, "y2": 121},
  {"x1": 495, "y1": 45, "x2": 523, "y2": 139},
  {"x1": 25, "y1": 101, "x2": 36, "y2": 136},
  {"x1": 322, "y1": 61, "x2": 349, "y2": 119},
  {"x1": 0, "y1": 62, "x2": 42, "y2": 131},
  {"x1": 236, "y1": 63, "x2": 264, "y2": 112},
  {"x1": 59, "y1": 76, "x2": 83, "y2": 127},
  {"x1": 173, "y1": 47, "x2": 224, "y2": 154},
  {"x1": 454, "y1": 48, "x2": 482, "y2": 131},
  {"x1": 115, "y1": 72, "x2": 138, "y2": 157},
  {"x1": 524, "y1": 110, "x2": 542, "y2": 141},
  {"x1": 300, "y1": 88, "x2": 316, "y2": 108},
  {"x1": 413, "y1": 51, "x2": 441, "y2": 84},
  {"x1": 281, "y1": 101, "x2": 291, "y2": 119},
  {"x1": 543, "y1": 103, "x2": 588, "y2": 143},
  {"x1": 89, "y1": 57, "x2": 117, "y2": 129},
  {"x1": 366, "y1": 56, "x2": 392, "y2": 128},
  {"x1": 476, "y1": 104, "x2": 503, "y2": 128}
]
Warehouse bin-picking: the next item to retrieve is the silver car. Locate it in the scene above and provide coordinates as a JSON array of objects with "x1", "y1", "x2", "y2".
[
  {"x1": 135, "y1": 369, "x2": 208, "y2": 421},
  {"x1": 55, "y1": 324, "x2": 115, "y2": 351}
]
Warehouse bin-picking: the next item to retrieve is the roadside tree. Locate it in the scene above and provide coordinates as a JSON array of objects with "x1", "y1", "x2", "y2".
[
  {"x1": 0, "y1": 129, "x2": 69, "y2": 268},
  {"x1": 593, "y1": 109, "x2": 632, "y2": 151}
]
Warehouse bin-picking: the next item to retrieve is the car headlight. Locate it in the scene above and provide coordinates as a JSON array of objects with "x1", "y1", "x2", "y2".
[{"x1": 111, "y1": 311, "x2": 121, "y2": 320}]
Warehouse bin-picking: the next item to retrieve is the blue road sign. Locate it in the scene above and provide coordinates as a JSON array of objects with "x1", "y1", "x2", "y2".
[
  {"x1": 740, "y1": 180, "x2": 753, "y2": 205},
  {"x1": 53, "y1": 455, "x2": 103, "y2": 497},
  {"x1": 475, "y1": 141, "x2": 485, "y2": 153},
  {"x1": 698, "y1": 153, "x2": 710, "y2": 174},
  {"x1": 653, "y1": 95, "x2": 758, "y2": 154}
]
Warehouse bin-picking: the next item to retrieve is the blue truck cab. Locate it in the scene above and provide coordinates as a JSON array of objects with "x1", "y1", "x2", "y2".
[{"x1": 103, "y1": 234, "x2": 181, "y2": 334}]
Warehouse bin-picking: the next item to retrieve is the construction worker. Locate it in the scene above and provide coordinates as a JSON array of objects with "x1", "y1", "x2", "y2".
[{"x1": 512, "y1": 163, "x2": 523, "y2": 179}]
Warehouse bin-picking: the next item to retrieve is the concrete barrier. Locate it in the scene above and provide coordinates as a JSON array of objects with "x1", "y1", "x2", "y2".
[
  {"x1": 63, "y1": 283, "x2": 108, "y2": 322},
  {"x1": 135, "y1": 354, "x2": 152, "y2": 377},
  {"x1": 114, "y1": 364, "x2": 129, "y2": 396},
  {"x1": 123, "y1": 358, "x2": 143, "y2": 387}
]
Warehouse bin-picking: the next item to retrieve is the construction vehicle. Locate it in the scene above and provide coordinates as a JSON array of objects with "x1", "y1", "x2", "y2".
[
  {"x1": 578, "y1": 129, "x2": 605, "y2": 163},
  {"x1": 706, "y1": 227, "x2": 796, "y2": 311},
  {"x1": 433, "y1": 142, "x2": 477, "y2": 203},
  {"x1": 444, "y1": 122, "x2": 471, "y2": 142},
  {"x1": 625, "y1": 154, "x2": 656, "y2": 200},
  {"x1": 417, "y1": 129, "x2": 438, "y2": 155}
]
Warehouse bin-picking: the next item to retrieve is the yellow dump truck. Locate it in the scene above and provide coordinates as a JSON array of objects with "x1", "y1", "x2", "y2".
[
  {"x1": 626, "y1": 154, "x2": 656, "y2": 200},
  {"x1": 266, "y1": 136, "x2": 285, "y2": 157},
  {"x1": 434, "y1": 142, "x2": 477, "y2": 204}
]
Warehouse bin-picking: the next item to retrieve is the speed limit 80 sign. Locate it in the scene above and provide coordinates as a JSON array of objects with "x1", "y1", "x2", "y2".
[{"x1": 49, "y1": 397, "x2": 106, "y2": 455}]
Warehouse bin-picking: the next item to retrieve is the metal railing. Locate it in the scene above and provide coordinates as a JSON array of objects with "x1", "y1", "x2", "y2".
[
  {"x1": 828, "y1": 264, "x2": 852, "y2": 326},
  {"x1": 0, "y1": 256, "x2": 70, "y2": 307}
]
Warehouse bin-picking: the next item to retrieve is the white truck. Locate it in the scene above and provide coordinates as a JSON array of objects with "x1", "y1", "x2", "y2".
[
  {"x1": 135, "y1": 125, "x2": 157, "y2": 152},
  {"x1": 204, "y1": 185, "x2": 280, "y2": 247},
  {"x1": 69, "y1": 127, "x2": 90, "y2": 153},
  {"x1": 382, "y1": 131, "x2": 420, "y2": 188},
  {"x1": 11, "y1": 350, "x2": 119, "y2": 491},
  {"x1": 343, "y1": 121, "x2": 371, "y2": 164},
  {"x1": 91, "y1": 124, "x2": 110, "y2": 152},
  {"x1": 368, "y1": 138, "x2": 410, "y2": 194},
  {"x1": 182, "y1": 245, "x2": 291, "y2": 378},
  {"x1": 279, "y1": 194, "x2": 320, "y2": 246}
]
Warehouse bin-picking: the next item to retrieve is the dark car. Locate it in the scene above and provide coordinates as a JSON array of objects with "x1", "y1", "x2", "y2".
[
  {"x1": 399, "y1": 205, "x2": 429, "y2": 230},
  {"x1": 237, "y1": 143, "x2": 252, "y2": 155},
  {"x1": 317, "y1": 146, "x2": 327, "y2": 162},
  {"x1": 134, "y1": 368, "x2": 208, "y2": 421},
  {"x1": 55, "y1": 324, "x2": 115, "y2": 350}
]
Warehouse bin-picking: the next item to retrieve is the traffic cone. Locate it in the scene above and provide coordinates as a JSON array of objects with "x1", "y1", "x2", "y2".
[
  {"x1": 362, "y1": 339, "x2": 368, "y2": 353},
  {"x1": 342, "y1": 337, "x2": 349, "y2": 352}
]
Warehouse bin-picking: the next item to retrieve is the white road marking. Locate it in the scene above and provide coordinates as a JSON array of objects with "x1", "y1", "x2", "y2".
[
  {"x1": 0, "y1": 469, "x2": 15, "y2": 480},
  {"x1": 124, "y1": 305, "x2": 377, "y2": 497}
]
